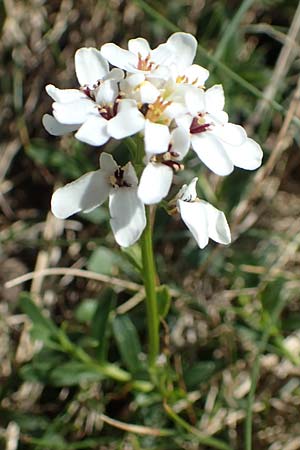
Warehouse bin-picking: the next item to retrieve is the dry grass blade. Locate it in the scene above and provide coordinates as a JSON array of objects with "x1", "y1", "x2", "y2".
[
  {"x1": 232, "y1": 75, "x2": 300, "y2": 236},
  {"x1": 250, "y1": 1, "x2": 300, "y2": 128},
  {"x1": 5, "y1": 267, "x2": 143, "y2": 292},
  {"x1": 99, "y1": 413, "x2": 173, "y2": 437}
]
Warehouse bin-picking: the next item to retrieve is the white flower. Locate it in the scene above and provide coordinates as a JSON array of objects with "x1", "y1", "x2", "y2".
[
  {"x1": 51, "y1": 153, "x2": 146, "y2": 247},
  {"x1": 176, "y1": 178, "x2": 231, "y2": 249},
  {"x1": 43, "y1": 47, "x2": 145, "y2": 146},
  {"x1": 101, "y1": 32, "x2": 197, "y2": 79},
  {"x1": 138, "y1": 128, "x2": 190, "y2": 204},
  {"x1": 177, "y1": 85, "x2": 263, "y2": 176}
]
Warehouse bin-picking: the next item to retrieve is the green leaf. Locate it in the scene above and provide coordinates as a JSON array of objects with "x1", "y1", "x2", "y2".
[
  {"x1": 19, "y1": 292, "x2": 58, "y2": 338},
  {"x1": 112, "y1": 315, "x2": 143, "y2": 375},
  {"x1": 121, "y1": 244, "x2": 143, "y2": 273},
  {"x1": 261, "y1": 277, "x2": 285, "y2": 317},
  {"x1": 156, "y1": 285, "x2": 171, "y2": 319},
  {"x1": 49, "y1": 361, "x2": 102, "y2": 386},
  {"x1": 91, "y1": 289, "x2": 115, "y2": 362},
  {"x1": 75, "y1": 299, "x2": 98, "y2": 323},
  {"x1": 184, "y1": 361, "x2": 221, "y2": 389},
  {"x1": 88, "y1": 246, "x2": 122, "y2": 275}
]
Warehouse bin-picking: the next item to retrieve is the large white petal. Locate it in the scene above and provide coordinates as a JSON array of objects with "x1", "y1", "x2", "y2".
[
  {"x1": 75, "y1": 116, "x2": 109, "y2": 146},
  {"x1": 53, "y1": 99, "x2": 97, "y2": 125},
  {"x1": 176, "y1": 114, "x2": 193, "y2": 131},
  {"x1": 185, "y1": 87, "x2": 205, "y2": 116},
  {"x1": 128, "y1": 38, "x2": 151, "y2": 58},
  {"x1": 101, "y1": 43, "x2": 138, "y2": 72},
  {"x1": 45, "y1": 84, "x2": 85, "y2": 103},
  {"x1": 144, "y1": 120, "x2": 170, "y2": 154},
  {"x1": 109, "y1": 188, "x2": 146, "y2": 247},
  {"x1": 167, "y1": 32, "x2": 197, "y2": 69},
  {"x1": 213, "y1": 123, "x2": 247, "y2": 146},
  {"x1": 191, "y1": 133, "x2": 233, "y2": 176},
  {"x1": 99, "y1": 152, "x2": 118, "y2": 175},
  {"x1": 151, "y1": 42, "x2": 173, "y2": 66},
  {"x1": 201, "y1": 201, "x2": 231, "y2": 245},
  {"x1": 205, "y1": 85, "x2": 225, "y2": 113},
  {"x1": 104, "y1": 68, "x2": 125, "y2": 82},
  {"x1": 95, "y1": 80, "x2": 118, "y2": 104},
  {"x1": 42, "y1": 114, "x2": 79, "y2": 136},
  {"x1": 138, "y1": 163, "x2": 173, "y2": 204},
  {"x1": 170, "y1": 127, "x2": 190, "y2": 160},
  {"x1": 139, "y1": 81, "x2": 160, "y2": 104},
  {"x1": 75, "y1": 48, "x2": 109, "y2": 86},
  {"x1": 51, "y1": 170, "x2": 109, "y2": 219},
  {"x1": 184, "y1": 64, "x2": 209, "y2": 86},
  {"x1": 177, "y1": 177, "x2": 198, "y2": 202},
  {"x1": 123, "y1": 162, "x2": 138, "y2": 186},
  {"x1": 177, "y1": 200, "x2": 209, "y2": 248},
  {"x1": 107, "y1": 100, "x2": 145, "y2": 139},
  {"x1": 223, "y1": 138, "x2": 263, "y2": 170},
  {"x1": 207, "y1": 111, "x2": 228, "y2": 126}
]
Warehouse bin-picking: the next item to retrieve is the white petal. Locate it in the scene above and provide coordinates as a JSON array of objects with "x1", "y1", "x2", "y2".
[
  {"x1": 138, "y1": 163, "x2": 173, "y2": 204},
  {"x1": 207, "y1": 111, "x2": 228, "y2": 126},
  {"x1": 51, "y1": 170, "x2": 109, "y2": 219},
  {"x1": 167, "y1": 32, "x2": 197, "y2": 69},
  {"x1": 45, "y1": 84, "x2": 85, "y2": 103},
  {"x1": 128, "y1": 38, "x2": 151, "y2": 58},
  {"x1": 201, "y1": 200, "x2": 231, "y2": 245},
  {"x1": 104, "y1": 68, "x2": 125, "y2": 82},
  {"x1": 75, "y1": 48, "x2": 109, "y2": 86},
  {"x1": 121, "y1": 73, "x2": 145, "y2": 90},
  {"x1": 223, "y1": 138, "x2": 263, "y2": 170},
  {"x1": 185, "y1": 87, "x2": 205, "y2": 116},
  {"x1": 213, "y1": 123, "x2": 247, "y2": 146},
  {"x1": 53, "y1": 99, "x2": 97, "y2": 124},
  {"x1": 177, "y1": 200, "x2": 209, "y2": 248},
  {"x1": 151, "y1": 42, "x2": 174, "y2": 66},
  {"x1": 123, "y1": 162, "x2": 138, "y2": 186},
  {"x1": 99, "y1": 152, "x2": 118, "y2": 174},
  {"x1": 164, "y1": 101, "x2": 187, "y2": 120},
  {"x1": 107, "y1": 100, "x2": 145, "y2": 139},
  {"x1": 42, "y1": 114, "x2": 79, "y2": 136},
  {"x1": 170, "y1": 127, "x2": 190, "y2": 159},
  {"x1": 176, "y1": 114, "x2": 193, "y2": 131},
  {"x1": 149, "y1": 65, "x2": 172, "y2": 80},
  {"x1": 95, "y1": 80, "x2": 118, "y2": 104},
  {"x1": 101, "y1": 43, "x2": 138, "y2": 72},
  {"x1": 109, "y1": 188, "x2": 146, "y2": 247},
  {"x1": 75, "y1": 116, "x2": 109, "y2": 146},
  {"x1": 184, "y1": 64, "x2": 209, "y2": 86},
  {"x1": 191, "y1": 133, "x2": 234, "y2": 176},
  {"x1": 205, "y1": 85, "x2": 225, "y2": 113},
  {"x1": 139, "y1": 81, "x2": 160, "y2": 103},
  {"x1": 144, "y1": 121, "x2": 170, "y2": 154},
  {"x1": 177, "y1": 177, "x2": 198, "y2": 202}
]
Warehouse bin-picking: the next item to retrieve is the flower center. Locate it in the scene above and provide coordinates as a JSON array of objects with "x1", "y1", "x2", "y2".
[
  {"x1": 109, "y1": 167, "x2": 131, "y2": 188},
  {"x1": 190, "y1": 116, "x2": 211, "y2": 134},
  {"x1": 137, "y1": 53, "x2": 157, "y2": 71},
  {"x1": 144, "y1": 97, "x2": 172, "y2": 124},
  {"x1": 98, "y1": 103, "x2": 118, "y2": 120},
  {"x1": 150, "y1": 151, "x2": 183, "y2": 172}
]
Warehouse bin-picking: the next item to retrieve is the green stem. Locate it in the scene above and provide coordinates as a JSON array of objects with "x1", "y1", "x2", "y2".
[{"x1": 140, "y1": 205, "x2": 160, "y2": 369}]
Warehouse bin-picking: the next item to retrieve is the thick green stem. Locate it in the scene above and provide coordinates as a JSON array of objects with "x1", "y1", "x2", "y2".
[{"x1": 140, "y1": 206, "x2": 160, "y2": 369}]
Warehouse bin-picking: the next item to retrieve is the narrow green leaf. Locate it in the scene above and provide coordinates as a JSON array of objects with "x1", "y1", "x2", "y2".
[
  {"x1": 19, "y1": 292, "x2": 58, "y2": 336},
  {"x1": 91, "y1": 289, "x2": 115, "y2": 362},
  {"x1": 156, "y1": 285, "x2": 171, "y2": 319},
  {"x1": 49, "y1": 361, "x2": 103, "y2": 386},
  {"x1": 112, "y1": 315, "x2": 143, "y2": 375}
]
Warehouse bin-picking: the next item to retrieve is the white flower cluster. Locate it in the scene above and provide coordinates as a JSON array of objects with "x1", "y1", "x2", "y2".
[{"x1": 44, "y1": 33, "x2": 263, "y2": 248}]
